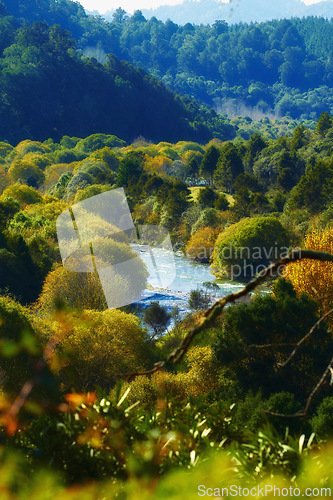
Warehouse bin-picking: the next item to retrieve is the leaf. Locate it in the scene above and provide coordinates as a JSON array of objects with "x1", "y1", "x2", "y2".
[
  {"x1": 299, "y1": 434, "x2": 305, "y2": 454},
  {"x1": 117, "y1": 386, "x2": 131, "y2": 407}
]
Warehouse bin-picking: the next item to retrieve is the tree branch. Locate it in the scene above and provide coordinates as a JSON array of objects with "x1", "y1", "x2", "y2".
[
  {"x1": 278, "y1": 308, "x2": 333, "y2": 368},
  {"x1": 264, "y1": 355, "x2": 333, "y2": 419}
]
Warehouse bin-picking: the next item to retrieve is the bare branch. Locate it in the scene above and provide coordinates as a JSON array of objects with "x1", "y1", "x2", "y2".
[
  {"x1": 264, "y1": 355, "x2": 333, "y2": 419},
  {"x1": 278, "y1": 308, "x2": 333, "y2": 368},
  {"x1": 249, "y1": 343, "x2": 297, "y2": 349},
  {"x1": 303, "y1": 355, "x2": 333, "y2": 417}
]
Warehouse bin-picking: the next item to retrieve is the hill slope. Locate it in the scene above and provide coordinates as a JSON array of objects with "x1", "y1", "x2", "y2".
[
  {"x1": 139, "y1": 0, "x2": 333, "y2": 25},
  {"x1": 0, "y1": 5, "x2": 236, "y2": 144}
]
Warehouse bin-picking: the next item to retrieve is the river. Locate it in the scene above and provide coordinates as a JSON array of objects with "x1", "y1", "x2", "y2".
[{"x1": 134, "y1": 251, "x2": 244, "y2": 315}]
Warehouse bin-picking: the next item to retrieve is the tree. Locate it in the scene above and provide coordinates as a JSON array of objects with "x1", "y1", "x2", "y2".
[
  {"x1": 197, "y1": 186, "x2": 218, "y2": 207},
  {"x1": 185, "y1": 226, "x2": 220, "y2": 263},
  {"x1": 42, "y1": 308, "x2": 152, "y2": 391},
  {"x1": 212, "y1": 216, "x2": 290, "y2": 280},
  {"x1": 291, "y1": 125, "x2": 306, "y2": 151},
  {"x1": 214, "y1": 143, "x2": 243, "y2": 192},
  {"x1": 191, "y1": 207, "x2": 221, "y2": 235},
  {"x1": 316, "y1": 111, "x2": 333, "y2": 136},
  {"x1": 188, "y1": 289, "x2": 211, "y2": 310},
  {"x1": 288, "y1": 161, "x2": 333, "y2": 213},
  {"x1": 285, "y1": 227, "x2": 333, "y2": 326},
  {"x1": 8, "y1": 159, "x2": 45, "y2": 187},
  {"x1": 244, "y1": 133, "x2": 267, "y2": 170},
  {"x1": 0, "y1": 296, "x2": 54, "y2": 397},
  {"x1": 143, "y1": 301, "x2": 171, "y2": 339},
  {"x1": 37, "y1": 236, "x2": 148, "y2": 313},
  {"x1": 214, "y1": 193, "x2": 229, "y2": 211},
  {"x1": 200, "y1": 145, "x2": 219, "y2": 185},
  {"x1": 276, "y1": 151, "x2": 299, "y2": 191},
  {"x1": 213, "y1": 278, "x2": 333, "y2": 400},
  {"x1": 116, "y1": 151, "x2": 144, "y2": 187}
]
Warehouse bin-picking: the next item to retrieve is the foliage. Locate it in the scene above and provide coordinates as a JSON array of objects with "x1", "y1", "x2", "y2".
[
  {"x1": 5, "y1": 1, "x2": 333, "y2": 124},
  {"x1": 285, "y1": 226, "x2": 333, "y2": 324},
  {"x1": 212, "y1": 278, "x2": 333, "y2": 401},
  {"x1": 37, "y1": 309, "x2": 152, "y2": 391},
  {"x1": 0, "y1": 296, "x2": 44, "y2": 396},
  {"x1": 143, "y1": 301, "x2": 171, "y2": 338},
  {"x1": 0, "y1": 19, "x2": 225, "y2": 144},
  {"x1": 185, "y1": 226, "x2": 220, "y2": 263},
  {"x1": 188, "y1": 289, "x2": 211, "y2": 310},
  {"x1": 287, "y1": 160, "x2": 333, "y2": 214},
  {"x1": 310, "y1": 397, "x2": 333, "y2": 440},
  {"x1": 1, "y1": 184, "x2": 42, "y2": 207},
  {"x1": 212, "y1": 216, "x2": 290, "y2": 279}
]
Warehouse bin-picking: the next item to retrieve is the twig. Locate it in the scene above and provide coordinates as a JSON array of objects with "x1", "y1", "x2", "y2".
[
  {"x1": 303, "y1": 355, "x2": 333, "y2": 417},
  {"x1": 249, "y1": 343, "x2": 297, "y2": 349},
  {"x1": 278, "y1": 308, "x2": 333, "y2": 368},
  {"x1": 264, "y1": 355, "x2": 333, "y2": 419}
]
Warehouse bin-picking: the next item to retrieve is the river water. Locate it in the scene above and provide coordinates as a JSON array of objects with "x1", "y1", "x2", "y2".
[{"x1": 134, "y1": 251, "x2": 244, "y2": 315}]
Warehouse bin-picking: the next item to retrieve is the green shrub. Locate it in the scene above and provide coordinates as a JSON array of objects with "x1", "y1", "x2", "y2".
[
  {"x1": 310, "y1": 397, "x2": 333, "y2": 440},
  {"x1": 212, "y1": 215, "x2": 290, "y2": 280}
]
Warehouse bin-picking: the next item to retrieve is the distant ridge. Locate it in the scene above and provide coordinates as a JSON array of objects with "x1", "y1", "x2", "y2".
[{"x1": 102, "y1": 0, "x2": 333, "y2": 25}]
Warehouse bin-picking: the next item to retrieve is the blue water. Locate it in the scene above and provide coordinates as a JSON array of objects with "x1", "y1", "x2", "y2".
[{"x1": 134, "y1": 251, "x2": 244, "y2": 314}]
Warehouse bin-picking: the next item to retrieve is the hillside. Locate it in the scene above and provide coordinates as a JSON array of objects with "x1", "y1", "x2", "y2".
[
  {"x1": 3, "y1": 0, "x2": 333, "y2": 127},
  {"x1": 139, "y1": 0, "x2": 333, "y2": 25},
  {"x1": 0, "y1": 4, "x2": 239, "y2": 144}
]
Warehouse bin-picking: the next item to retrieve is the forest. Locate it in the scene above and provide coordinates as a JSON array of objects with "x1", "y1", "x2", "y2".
[
  {"x1": 3, "y1": 0, "x2": 333, "y2": 124},
  {"x1": 0, "y1": 113, "x2": 332, "y2": 498},
  {"x1": 0, "y1": 0, "x2": 333, "y2": 498}
]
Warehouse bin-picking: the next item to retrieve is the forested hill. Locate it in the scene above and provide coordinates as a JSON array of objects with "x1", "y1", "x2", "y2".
[
  {"x1": 139, "y1": 0, "x2": 333, "y2": 26},
  {"x1": 3, "y1": 0, "x2": 333, "y2": 125},
  {"x1": 0, "y1": 4, "x2": 235, "y2": 145}
]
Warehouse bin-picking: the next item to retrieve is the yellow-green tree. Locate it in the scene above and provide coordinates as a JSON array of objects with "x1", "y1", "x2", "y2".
[
  {"x1": 285, "y1": 227, "x2": 333, "y2": 324},
  {"x1": 185, "y1": 226, "x2": 220, "y2": 263},
  {"x1": 40, "y1": 309, "x2": 151, "y2": 391},
  {"x1": 1, "y1": 184, "x2": 43, "y2": 206}
]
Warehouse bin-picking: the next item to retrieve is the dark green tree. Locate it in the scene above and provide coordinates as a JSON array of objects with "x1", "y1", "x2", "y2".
[
  {"x1": 116, "y1": 152, "x2": 145, "y2": 187},
  {"x1": 213, "y1": 279, "x2": 333, "y2": 400},
  {"x1": 143, "y1": 301, "x2": 171, "y2": 339},
  {"x1": 316, "y1": 111, "x2": 333, "y2": 136},
  {"x1": 214, "y1": 143, "x2": 243, "y2": 193},
  {"x1": 200, "y1": 145, "x2": 220, "y2": 185},
  {"x1": 197, "y1": 186, "x2": 218, "y2": 207}
]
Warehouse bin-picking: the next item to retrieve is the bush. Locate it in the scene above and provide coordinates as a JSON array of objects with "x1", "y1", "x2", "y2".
[
  {"x1": 197, "y1": 186, "x2": 218, "y2": 207},
  {"x1": 143, "y1": 302, "x2": 171, "y2": 338},
  {"x1": 41, "y1": 309, "x2": 152, "y2": 391},
  {"x1": 212, "y1": 216, "x2": 290, "y2": 280},
  {"x1": 310, "y1": 397, "x2": 333, "y2": 440},
  {"x1": 191, "y1": 207, "x2": 221, "y2": 235},
  {"x1": 185, "y1": 226, "x2": 220, "y2": 263},
  {"x1": 0, "y1": 297, "x2": 42, "y2": 395},
  {"x1": 1, "y1": 185, "x2": 43, "y2": 206},
  {"x1": 189, "y1": 289, "x2": 211, "y2": 310}
]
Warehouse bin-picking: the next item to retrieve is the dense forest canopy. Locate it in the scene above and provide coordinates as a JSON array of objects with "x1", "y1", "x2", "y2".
[
  {"x1": 137, "y1": 0, "x2": 333, "y2": 26},
  {"x1": 3, "y1": 0, "x2": 333, "y2": 124},
  {"x1": 0, "y1": 3, "x2": 237, "y2": 144},
  {"x1": 0, "y1": 118, "x2": 333, "y2": 497},
  {"x1": 0, "y1": 1, "x2": 333, "y2": 498}
]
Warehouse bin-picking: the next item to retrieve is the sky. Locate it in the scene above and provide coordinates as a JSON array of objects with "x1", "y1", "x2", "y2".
[{"x1": 79, "y1": 0, "x2": 325, "y2": 14}]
